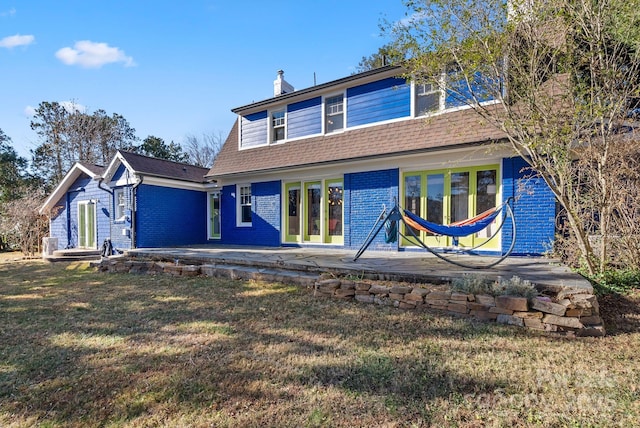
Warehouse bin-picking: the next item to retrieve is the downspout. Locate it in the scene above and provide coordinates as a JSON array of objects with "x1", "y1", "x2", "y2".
[
  {"x1": 97, "y1": 178, "x2": 114, "y2": 253},
  {"x1": 131, "y1": 175, "x2": 143, "y2": 249},
  {"x1": 66, "y1": 187, "x2": 85, "y2": 248},
  {"x1": 97, "y1": 178, "x2": 114, "y2": 196}
]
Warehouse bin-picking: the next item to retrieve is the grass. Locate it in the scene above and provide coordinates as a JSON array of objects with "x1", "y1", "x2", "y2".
[{"x1": 1, "y1": 255, "x2": 639, "y2": 427}]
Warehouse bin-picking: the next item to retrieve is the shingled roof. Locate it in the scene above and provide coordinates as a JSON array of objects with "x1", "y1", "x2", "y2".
[
  {"x1": 207, "y1": 107, "x2": 507, "y2": 179},
  {"x1": 118, "y1": 151, "x2": 209, "y2": 183}
]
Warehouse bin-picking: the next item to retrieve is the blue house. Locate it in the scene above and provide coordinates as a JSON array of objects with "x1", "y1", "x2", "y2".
[
  {"x1": 205, "y1": 66, "x2": 556, "y2": 255},
  {"x1": 40, "y1": 162, "x2": 110, "y2": 252},
  {"x1": 41, "y1": 151, "x2": 211, "y2": 254}
]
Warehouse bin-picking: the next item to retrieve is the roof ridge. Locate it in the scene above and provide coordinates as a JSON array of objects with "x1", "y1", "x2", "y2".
[{"x1": 118, "y1": 149, "x2": 208, "y2": 171}]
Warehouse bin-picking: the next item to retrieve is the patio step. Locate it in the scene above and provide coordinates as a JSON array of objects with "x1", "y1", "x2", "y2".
[{"x1": 45, "y1": 249, "x2": 103, "y2": 262}]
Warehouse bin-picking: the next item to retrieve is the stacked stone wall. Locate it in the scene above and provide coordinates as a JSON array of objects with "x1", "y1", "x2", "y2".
[{"x1": 96, "y1": 257, "x2": 604, "y2": 337}]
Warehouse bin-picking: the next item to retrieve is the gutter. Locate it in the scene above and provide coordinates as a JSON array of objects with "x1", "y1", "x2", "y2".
[{"x1": 130, "y1": 175, "x2": 143, "y2": 249}]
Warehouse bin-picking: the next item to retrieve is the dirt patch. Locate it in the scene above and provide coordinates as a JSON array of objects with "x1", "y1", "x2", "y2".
[{"x1": 599, "y1": 289, "x2": 640, "y2": 334}]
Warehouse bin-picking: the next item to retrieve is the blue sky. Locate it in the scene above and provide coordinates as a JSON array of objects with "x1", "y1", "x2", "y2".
[{"x1": 1, "y1": 1, "x2": 408, "y2": 159}]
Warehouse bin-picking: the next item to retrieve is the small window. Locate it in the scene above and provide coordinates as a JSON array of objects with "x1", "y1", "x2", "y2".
[
  {"x1": 238, "y1": 184, "x2": 252, "y2": 226},
  {"x1": 115, "y1": 188, "x2": 126, "y2": 220},
  {"x1": 415, "y1": 83, "x2": 441, "y2": 116},
  {"x1": 272, "y1": 110, "x2": 285, "y2": 143},
  {"x1": 325, "y1": 94, "x2": 344, "y2": 133}
]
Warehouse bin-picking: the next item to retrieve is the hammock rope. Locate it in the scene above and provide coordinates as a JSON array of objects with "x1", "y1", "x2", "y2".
[{"x1": 353, "y1": 197, "x2": 516, "y2": 269}]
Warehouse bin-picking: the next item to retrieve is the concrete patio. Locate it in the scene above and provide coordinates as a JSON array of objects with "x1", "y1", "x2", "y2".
[{"x1": 124, "y1": 245, "x2": 592, "y2": 294}]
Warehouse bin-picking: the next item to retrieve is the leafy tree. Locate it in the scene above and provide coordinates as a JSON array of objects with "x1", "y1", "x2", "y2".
[
  {"x1": 182, "y1": 131, "x2": 224, "y2": 168},
  {"x1": 386, "y1": 0, "x2": 640, "y2": 274},
  {"x1": 136, "y1": 136, "x2": 189, "y2": 163},
  {"x1": 30, "y1": 101, "x2": 137, "y2": 186},
  {"x1": 355, "y1": 44, "x2": 403, "y2": 73}
]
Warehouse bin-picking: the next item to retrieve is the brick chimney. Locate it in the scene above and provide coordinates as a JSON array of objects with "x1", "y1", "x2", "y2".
[{"x1": 273, "y1": 70, "x2": 294, "y2": 96}]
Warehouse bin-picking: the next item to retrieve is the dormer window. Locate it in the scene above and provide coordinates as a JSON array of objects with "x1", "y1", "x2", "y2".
[
  {"x1": 415, "y1": 82, "x2": 442, "y2": 116},
  {"x1": 272, "y1": 109, "x2": 286, "y2": 143},
  {"x1": 325, "y1": 94, "x2": 344, "y2": 133}
]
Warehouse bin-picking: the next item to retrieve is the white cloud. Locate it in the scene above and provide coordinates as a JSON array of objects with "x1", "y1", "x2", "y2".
[
  {"x1": 0, "y1": 34, "x2": 35, "y2": 49},
  {"x1": 60, "y1": 101, "x2": 86, "y2": 113},
  {"x1": 55, "y1": 40, "x2": 135, "y2": 69},
  {"x1": 1, "y1": 8, "x2": 16, "y2": 17},
  {"x1": 24, "y1": 101, "x2": 86, "y2": 117}
]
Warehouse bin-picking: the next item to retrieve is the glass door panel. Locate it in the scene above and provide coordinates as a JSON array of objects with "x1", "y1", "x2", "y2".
[
  {"x1": 424, "y1": 173, "x2": 449, "y2": 246},
  {"x1": 304, "y1": 182, "x2": 322, "y2": 242},
  {"x1": 209, "y1": 192, "x2": 221, "y2": 239},
  {"x1": 285, "y1": 183, "x2": 301, "y2": 242},
  {"x1": 403, "y1": 174, "x2": 422, "y2": 243},
  {"x1": 474, "y1": 169, "x2": 499, "y2": 245},
  {"x1": 451, "y1": 171, "x2": 472, "y2": 247},
  {"x1": 78, "y1": 202, "x2": 96, "y2": 249},
  {"x1": 325, "y1": 181, "x2": 343, "y2": 244}
]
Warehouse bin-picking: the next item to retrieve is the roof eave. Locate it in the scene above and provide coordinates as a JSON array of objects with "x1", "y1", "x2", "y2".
[{"x1": 205, "y1": 139, "x2": 501, "y2": 181}]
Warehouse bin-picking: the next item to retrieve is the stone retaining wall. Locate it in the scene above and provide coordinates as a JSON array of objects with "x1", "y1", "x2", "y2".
[
  {"x1": 96, "y1": 257, "x2": 605, "y2": 337},
  {"x1": 314, "y1": 278, "x2": 605, "y2": 337}
]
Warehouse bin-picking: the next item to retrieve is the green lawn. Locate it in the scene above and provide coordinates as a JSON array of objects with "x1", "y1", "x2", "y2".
[{"x1": 1, "y1": 257, "x2": 639, "y2": 427}]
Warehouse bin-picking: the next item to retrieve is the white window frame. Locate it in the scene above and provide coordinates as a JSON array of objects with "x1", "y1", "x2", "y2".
[
  {"x1": 237, "y1": 184, "x2": 252, "y2": 227},
  {"x1": 323, "y1": 92, "x2": 345, "y2": 134},
  {"x1": 114, "y1": 188, "x2": 126, "y2": 221},
  {"x1": 270, "y1": 108, "x2": 286, "y2": 144},
  {"x1": 413, "y1": 78, "x2": 445, "y2": 117}
]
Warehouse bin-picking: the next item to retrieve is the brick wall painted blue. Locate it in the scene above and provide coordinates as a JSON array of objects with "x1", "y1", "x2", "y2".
[
  {"x1": 347, "y1": 78, "x2": 410, "y2": 127},
  {"x1": 134, "y1": 184, "x2": 208, "y2": 248},
  {"x1": 241, "y1": 111, "x2": 268, "y2": 148},
  {"x1": 217, "y1": 181, "x2": 281, "y2": 246},
  {"x1": 345, "y1": 169, "x2": 399, "y2": 250},
  {"x1": 502, "y1": 157, "x2": 556, "y2": 255},
  {"x1": 48, "y1": 175, "x2": 111, "y2": 249},
  {"x1": 287, "y1": 97, "x2": 322, "y2": 139}
]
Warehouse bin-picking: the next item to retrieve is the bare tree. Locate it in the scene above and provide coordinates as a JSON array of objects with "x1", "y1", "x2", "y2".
[
  {"x1": 182, "y1": 131, "x2": 224, "y2": 168},
  {"x1": 0, "y1": 186, "x2": 48, "y2": 257},
  {"x1": 30, "y1": 101, "x2": 137, "y2": 186},
  {"x1": 386, "y1": 0, "x2": 640, "y2": 274}
]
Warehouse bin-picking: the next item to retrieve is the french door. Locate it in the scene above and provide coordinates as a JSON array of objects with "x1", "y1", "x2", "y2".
[
  {"x1": 285, "y1": 179, "x2": 343, "y2": 244},
  {"x1": 402, "y1": 166, "x2": 500, "y2": 249},
  {"x1": 77, "y1": 201, "x2": 97, "y2": 249}
]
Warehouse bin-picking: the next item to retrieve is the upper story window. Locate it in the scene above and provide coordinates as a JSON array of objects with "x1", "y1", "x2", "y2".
[
  {"x1": 238, "y1": 184, "x2": 252, "y2": 226},
  {"x1": 271, "y1": 109, "x2": 286, "y2": 143},
  {"x1": 415, "y1": 83, "x2": 442, "y2": 117},
  {"x1": 325, "y1": 94, "x2": 344, "y2": 133}
]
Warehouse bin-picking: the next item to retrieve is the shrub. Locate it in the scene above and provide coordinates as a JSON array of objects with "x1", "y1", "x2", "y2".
[{"x1": 452, "y1": 274, "x2": 538, "y2": 300}]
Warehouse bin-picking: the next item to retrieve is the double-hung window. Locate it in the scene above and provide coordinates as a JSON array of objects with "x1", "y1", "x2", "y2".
[
  {"x1": 271, "y1": 109, "x2": 285, "y2": 143},
  {"x1": 325, "y1": 94, "x2": 344, "y2": 133},
  {"x1": 238, "y1": 184, "x2": 252, "y2": 226},
  {"x1": 115, "y1": 188, "x2": 126, "y2": 221},
  {"x1": 415, "y1": 82, "x2": 442, "y2": 116}
]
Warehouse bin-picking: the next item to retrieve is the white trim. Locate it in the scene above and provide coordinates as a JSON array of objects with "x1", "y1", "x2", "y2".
[
  {"x1": 102, "y1": 151, "x2": 135, "y2": 183},
  {"x1": 140, "y1": 176, "x2": 207, "y2": 191},
  {"x1": 214, "y1": 143, "x2": 514, "y2": 186},
  {"x1": 39, "y1": 162, "x2": 101, "y2": 214}
]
